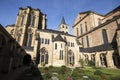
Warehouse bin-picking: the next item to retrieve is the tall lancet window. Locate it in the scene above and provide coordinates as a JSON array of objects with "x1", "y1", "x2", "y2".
[
  {"x1": 26, "y1": 33, "x2": 33, "y2": 47},
  {"x1": 21, "y1": 15, "x2": 25, "y2": 26},
  {"x1": 30, "y1": 14, "x2": 35, "y2": 26},
  {"x1": 17, "y1": 29, "x2": 22, "y2": 43},
  {"x1": 25, "y1": 29, "x2": 33, "y2": 47},
  {"x1": 102, "y1": 29, "x2": 108, "y2": 44}
]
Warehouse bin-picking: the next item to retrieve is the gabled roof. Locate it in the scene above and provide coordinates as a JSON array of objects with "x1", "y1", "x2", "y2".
[
  {"x1": 53, "y1": 34, "x2": 66, "y2": 43},
  {"x1": 79, "y1": 10, "x2": 104, "y2": 16}
]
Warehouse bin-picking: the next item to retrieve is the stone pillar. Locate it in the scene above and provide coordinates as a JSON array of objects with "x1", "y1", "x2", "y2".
[
  {"x1": 106, "y1": 50, "x2": 115, "y2": 68},
  {"x1": 95, "y1": 52, "x2": 101, "y2": 67}
]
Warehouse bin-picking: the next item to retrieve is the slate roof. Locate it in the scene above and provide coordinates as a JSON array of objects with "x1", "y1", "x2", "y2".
[
  {"x1": 53, "y1": 34, "x2": 66, "y2": 43},
  {"x1": 61, "y1": 17, "x2": 66, "y2": 24},
  {"x1": 38, "y1": 29, "x2": 76, "y2": 37}
]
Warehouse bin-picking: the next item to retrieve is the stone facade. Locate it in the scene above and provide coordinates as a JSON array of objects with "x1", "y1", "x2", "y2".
[
  {"x1": 73, "y1": 6, "x2": 120, "y2": 68},
  {"x1": 6, "y1": 6, "x2": 81, "y2": 67},
  {"x1": 6, "y1": 6, "x2": 120, "y2": 68},
  {"x1": 0, "y1": 24, "x2": 31, "y2": 74}
]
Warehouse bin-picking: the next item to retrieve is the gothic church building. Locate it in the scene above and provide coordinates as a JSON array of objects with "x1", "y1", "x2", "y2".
[{"x1": 6, "y1": 6, "x2": 120, "y2": 68}]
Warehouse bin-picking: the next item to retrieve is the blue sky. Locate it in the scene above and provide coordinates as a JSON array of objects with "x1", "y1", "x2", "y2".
[{"x1": 0, "y1": 0, "x2": 120, "y2": 34}]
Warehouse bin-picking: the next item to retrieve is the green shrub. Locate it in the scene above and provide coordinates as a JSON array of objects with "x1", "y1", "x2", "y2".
[
  {"x1": 59, "y1": 65, "x2": 66, "y2": 74},
  {"x1": 94, "y1": 70, "x2": 103, "y2": 75}
]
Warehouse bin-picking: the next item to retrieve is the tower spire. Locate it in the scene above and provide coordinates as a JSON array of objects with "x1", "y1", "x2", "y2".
[{"x1": 61, "y1": 17, "x2": 66, "y2": 24}]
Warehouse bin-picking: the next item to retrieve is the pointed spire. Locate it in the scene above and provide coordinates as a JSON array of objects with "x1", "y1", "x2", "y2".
[{"x1": 61, "y1": 17, "x2": 66, "y2": 24}]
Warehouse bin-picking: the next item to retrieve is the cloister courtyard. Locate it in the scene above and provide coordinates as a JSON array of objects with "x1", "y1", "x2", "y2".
[{"x1": 16, "y1": 66, "x2": 120, "y2": 80}]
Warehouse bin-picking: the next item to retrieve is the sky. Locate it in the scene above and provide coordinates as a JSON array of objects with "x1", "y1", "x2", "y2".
[{"x1": 0, "y1": 0, "x2": 120, "y2": 34}]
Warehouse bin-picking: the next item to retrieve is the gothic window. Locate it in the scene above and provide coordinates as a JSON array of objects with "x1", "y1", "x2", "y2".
[
  {"x1": 81, "y1": 38, "x2": 84, "y2": 48},
  {"x1": 17, "y1": 33, "x2": 21, "y2": 43},
  {"x1": 48, "y1": 39, "x2": 50, "y2": 44},
  {"x1": 45, "y1": 39, "x2": 47, "y2": 44},
  {"x1": 63, "y1": 26, "x2": 64, "y2": 28},
  {"x1": 40, "y1": 47, "x2": 49, "y2": 64},
  {"x1": 77, "y1": 28, "x2": 79, "y2": 36},
  {"x1": 67, "y1": 42, "x2": 70, "y2": 46},
  {"x1": 41, "y1": 38, "x2": 44, "y2": 44},
  {"x1": 30, "y1": 14, "x2": 35, "y2": 26},
  {"x1": 85, "y1": 22, "x2": 88, "y2": 32},
  {"x1": 86, "y1": 36, "x2": 89, "y2": 47},
  {"x1": 102, "y1": 29, "x2": 108, "y2": 44},
  {"x1": 80, "y1": 24, "x2": 83, "y2": 35},
  {"x1": 67, "y1": 50, "x2": 74, "y2": 65},
  {"x1": 60, "y1": 50, "x2": 63, "y2": 60},
  {"x1": 71, "y1": 43, "x2": 72, "y2": 47},
  {"x1": 55, "y1": 43, "x2": 57, "y2": 49},
  {"x1": 25, "y1": 33, "x2": 33, "y2": 47},
  {"x1": 21, "y1": 15, "x2": 25, "y2": 26},
  {"x1": 52, "y1": 35, "x2": 54, "y2": 41},
  {"x1": 73, "y1": 43, "x2": 74, "y2": 47}
]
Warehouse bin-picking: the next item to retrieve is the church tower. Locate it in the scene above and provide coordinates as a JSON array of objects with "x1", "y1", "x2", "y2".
[
  {"x1": 58, "y1": 17, "x2": 69, "y2": 33},
  {"x1": 12, "y1": 6, "x2": 47, "y2": 46}
]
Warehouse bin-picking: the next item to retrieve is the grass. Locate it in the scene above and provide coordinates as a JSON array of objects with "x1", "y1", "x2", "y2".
[{"x1": 16, "y1": 66, "x2": 120, "y2": 80}]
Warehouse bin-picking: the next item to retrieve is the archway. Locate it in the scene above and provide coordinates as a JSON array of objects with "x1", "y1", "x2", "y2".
[
  {"x1": 40, "y1": 47, "x2": 49, "y2": 65},
  {"x1": 112, "y1": 52, "x2": 120, "y2": 68},
  {"x1": 100, "y1": 53, "x2": 107, "y2": 67},
  {"x1": 23, "y1": 54, "x2": 31, "y2": 66},
  {"x1": 84, "y1": 54, "x2": 89, "y2": 65},
  {"x1": 67, "y1": 50, "x2": 74, "y2": 66}
]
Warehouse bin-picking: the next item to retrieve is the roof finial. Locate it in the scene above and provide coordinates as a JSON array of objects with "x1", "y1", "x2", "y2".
[{"x1": 61, "y1": 17, "x2": 66, "y2": 24}]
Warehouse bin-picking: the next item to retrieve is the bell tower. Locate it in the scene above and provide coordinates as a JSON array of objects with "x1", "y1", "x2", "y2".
[{"x1": 58, "y1": 17, "x2": 69, "y2": 34}]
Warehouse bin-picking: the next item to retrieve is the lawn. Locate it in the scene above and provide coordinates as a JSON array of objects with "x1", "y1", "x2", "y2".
[
  {"x1": 40, "y1": 66, "x2": 120, "y2": 80},
  {"x1": 16, "y1": 66, "x2": 120, "y2": 80}
]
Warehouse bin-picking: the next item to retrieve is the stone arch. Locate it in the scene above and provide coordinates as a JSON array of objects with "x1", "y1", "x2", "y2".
[
  {"x1": 23, "y1": 54, "x2": 31, "y2": 66},
  {"x1": 39, "y1": 47, "x2": 49, "y2": 64},
  {"x1": 100, "y1": 53, "x2": 107, "y2": 67},
  {"x1": 67, "y1": 50, "x2": 74, "y2": 65},
  {"x1": 84, "y1": 54, "x2": 89, "y2": 65},
  {"x1": 112, "y1": 52, "x2": 120, "y2": 68},
  {"x1": 91, "y1": 54, "x2": 95, "y2": 61}
]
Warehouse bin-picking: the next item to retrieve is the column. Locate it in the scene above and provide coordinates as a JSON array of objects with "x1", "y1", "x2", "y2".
[
  {"x1": 95, "y1": 52, "x2": 101, "y2": 67},
  {"x1": 106, "y1": 50, "x2": 115, "y2": 68}
]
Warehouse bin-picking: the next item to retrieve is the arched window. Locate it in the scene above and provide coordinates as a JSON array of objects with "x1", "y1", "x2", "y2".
[
  {"x1": 30, "y1": 15, "x2": 35, "y2": 26},
  {"x1": 77, "y1": 28, "x2": 79, "y2": 36},
  {"x1": 60, "y1": 50, "x2": 63, "y2": 60},
  {"x1": 86, "y1": 36, "x2": 89, "y2": 47},
  {"x1": 67, "y1": 50, "x2": 74, "y2": 65},
  {"x1": 81, "y1": 38, "x2": 84, "y2": 48},
  {"x1": 102, "y1": 29, "x2": 108, "y2": 44},
  {"x1": 25, "y1": 33, "x2": 33, "y2": 47},
  {"x1": 21, "y1": 15, "x2": 25, "y2": 26},
  {"x1": 40, "y1": 47, "x2": 49, "y2": 64},
  {"x1": 55, "y1": 43, "x2": 57, "y2": 49},
  {"x1": 85, "y1": 22, "x2": 87, "y2": 32},
  {"x1": 80, "y1": 24, "x2": 83, "y2": 35}
]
